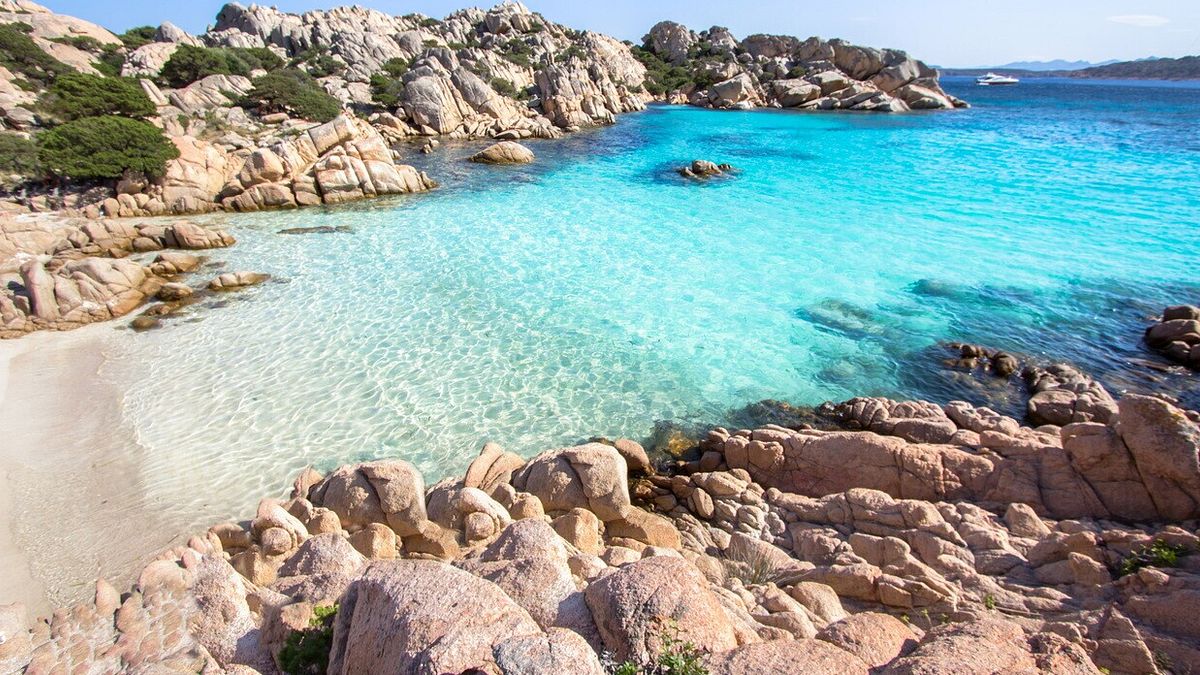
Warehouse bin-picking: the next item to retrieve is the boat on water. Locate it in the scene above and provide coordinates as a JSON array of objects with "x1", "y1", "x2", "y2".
[{"x1": 976, "y1": 72, "x2": 1020, "y2": 86}]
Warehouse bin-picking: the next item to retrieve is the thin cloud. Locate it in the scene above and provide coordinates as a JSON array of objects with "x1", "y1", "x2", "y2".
[{"x1": 1107, "y1": 14, "x2": 1170, "y2": 28}]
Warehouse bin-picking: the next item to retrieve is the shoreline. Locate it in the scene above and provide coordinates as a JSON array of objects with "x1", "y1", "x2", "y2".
[{"x1": 0, "y1": 325, "x2": 180, "y2": 617}]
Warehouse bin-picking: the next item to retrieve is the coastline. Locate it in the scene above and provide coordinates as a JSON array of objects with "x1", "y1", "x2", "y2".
[{"x1": 0, "y1": 325, "x2": 181, "y2": 617}]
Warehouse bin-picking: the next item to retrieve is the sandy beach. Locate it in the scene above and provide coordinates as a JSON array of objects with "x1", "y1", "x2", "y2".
[{"x1": 0, "y1": 325, "x2": 189, "y2": 618}]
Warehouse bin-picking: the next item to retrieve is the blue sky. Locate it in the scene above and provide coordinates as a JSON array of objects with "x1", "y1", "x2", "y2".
[{"x1": 41, "y1": 0, "x2": 1200, "y2": 66}]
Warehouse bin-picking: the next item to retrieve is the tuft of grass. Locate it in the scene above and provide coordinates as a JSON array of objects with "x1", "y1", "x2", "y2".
[
  {"x1": 278, "y1": 604, "x2": 337, "y2": 675},
  {"x1": 983, "y1": 594, "x2": 996, "y2": 610},
  {"x1": 1117, "y1": 540, "x2": 1188, "y2": 577},
  {"x1": 722, "y1": 540, "x2": 782, "y2": 587}
]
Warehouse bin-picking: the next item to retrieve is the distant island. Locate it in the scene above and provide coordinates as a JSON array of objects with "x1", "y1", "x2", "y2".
[{"x1": 942, "y1": 55, "x2": 1200, "y2": 81}]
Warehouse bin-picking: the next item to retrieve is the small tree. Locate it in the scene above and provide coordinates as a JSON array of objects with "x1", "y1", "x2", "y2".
[
  {"x1": 38, "y1": 115, "x2": 179, "y2": 180},
  {"x1": 41, "y1": 72, "x2": 156, "y2": 121},
  {"x1": 240, "y1": 69, "x2": 341, "y2": 122},
  {"x1": 160, "y1": 44, "x2": 229, "y2": 87}
]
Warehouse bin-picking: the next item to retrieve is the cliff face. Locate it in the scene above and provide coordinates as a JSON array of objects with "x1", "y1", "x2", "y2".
[{"x1": 638, "y1": 21, "x2": 967, "y2": 112}]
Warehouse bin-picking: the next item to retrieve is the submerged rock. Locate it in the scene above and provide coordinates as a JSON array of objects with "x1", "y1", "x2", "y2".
[{"x1": 1144, "y1": 305, "x2": 1200, "y2": 370}]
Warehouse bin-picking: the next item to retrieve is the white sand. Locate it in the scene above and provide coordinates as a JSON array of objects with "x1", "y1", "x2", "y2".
[{"x1": 0, "y1": 326, "x2": 185, "y2": 617}]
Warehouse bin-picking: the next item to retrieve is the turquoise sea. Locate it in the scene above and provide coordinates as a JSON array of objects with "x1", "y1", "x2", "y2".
[{"x1": 109, "y1": 77, "x2": 1200, "y2": 524}]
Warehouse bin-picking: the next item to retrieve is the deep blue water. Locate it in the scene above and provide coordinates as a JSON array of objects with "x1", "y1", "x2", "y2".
[{"x1": 107, "y1": 78, "x2": 1200, "y2": 522}]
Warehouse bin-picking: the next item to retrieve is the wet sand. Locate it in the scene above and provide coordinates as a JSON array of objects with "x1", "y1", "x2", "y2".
[{"x1": 0, "y1": 326, "x2": 189, "y2": 617}]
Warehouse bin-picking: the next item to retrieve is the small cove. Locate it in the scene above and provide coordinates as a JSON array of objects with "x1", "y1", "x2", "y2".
[{"x1": 5, "y1": 78, "x2": 1200, "y2": 607}]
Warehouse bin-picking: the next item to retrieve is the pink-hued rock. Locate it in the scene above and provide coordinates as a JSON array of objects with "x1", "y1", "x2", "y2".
[
  {"x1": 326, "y1": 560, "x2": 543, "y2": 675},
  {"x1": 584, "y1": 556, "x2": 747, "y2": 663},
  {"x1": 705, "y1": 639, "x2": 870, "y2": 675}
]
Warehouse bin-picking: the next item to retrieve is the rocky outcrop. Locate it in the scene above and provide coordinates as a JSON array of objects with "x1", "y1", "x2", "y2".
[
  {"x1": 150, "y1": 115, "x2": 437, "y2": 214},
  {"x1": 642, "y1": 22, "x2": 964, "y2": 113},
  {"x1": 0, "y1": 218, "x2": 234, "y2": 337},
  {"x1": 203, "y1": 1, "x2": 647, "y2": 137},
  {"x1": 1145, "y1": 304, "x2": 1200, "y2": 369},
  {"x1": 677, "y1": 159, "x2": 735, "y2": 179},
  {"x1": 11, "y1": 374, "x2": 1200, "y2": 674},
  {"x1": 705, "y1": 393, "x2": 1199, "y2": 522}
]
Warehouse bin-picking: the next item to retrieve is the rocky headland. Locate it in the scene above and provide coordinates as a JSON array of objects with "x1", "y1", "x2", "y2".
[{"x1": 2, "y1": 377, "x2": 1197, "y2": 674}]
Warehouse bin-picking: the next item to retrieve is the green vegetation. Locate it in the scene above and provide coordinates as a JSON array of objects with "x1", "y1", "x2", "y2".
[
  {"x1": 489, "y1": 76, "x2": 518, "y2": 98},
  {"x1": 37, "y1": 115, "x2": 179, "y2": 180},
  {"x1": 240, "y1": 68, "x2": 341, "y2": 122},
  {"x1": 305, "y1": 53, "x2": 343, "y2": 78},
  {"x1": 41, "y1": 72, "x2": 155, "y2": 121},
  {"x1": 419, "y1": 17, "x2": 441, "y2": 28},
  {"x1": 160, "y1": 44, "x2": 284, "y2": 88},
  {"x1": 0, "y1": 22, "x2": 69, "y2": 85},
  {"x1": 0, "y1": 132, "x2": 41, "y2": 177},
  {"x1": 49, "y1": 34, "x2": 102, "y2": 52},
  {"x1": 369, "y1": 74, "x2": 403, "y2": 108},
  {"x1": 630, "y1": 45, "x2": 694, "y2": 95},
  {"x1": 117, "y1": 26, "x2": 157, "y2": 49},
  {"x1": 609, "y1": 623, "x2": 708, "y2": 675},
  {"x1": 1118, "y1": 540, "x2": 1188, "y2": 577},
  {"x1": 368, "y1": 57, "x2": 412, "y2": 108},
  {"x1": 500, "y1": 38, "x2": 535, "y2": 68},
  {"x1": 983, "y1": 594, "x2": 997, "y2": 610},
  {"x1": 278, "y1": 604, "x2": 337, "y2": 675}
]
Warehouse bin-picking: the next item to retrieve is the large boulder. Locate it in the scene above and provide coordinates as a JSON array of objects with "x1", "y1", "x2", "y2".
[
  {"x1": 706, "y1": 639, "x2": 870, "y2": 675},
  {"x1": 513, "y1": 443, "x2": 631, "y2": 520},
  {"x1": 584, "y1": 556, "x2": 746, "y2": 663},
  {"x1": 816, "y1": 613, "x2": 920, "y2": 668},
  {"x1": 470, "y1": 141, "x2": 535, "y2": 165},
  {"x1": 881, "y1": 619, "x2": 1099, "y2": 675},
  {"x1": 308, "y1": 459, "x2": 428, "y2": 536},
  {"x1": 327, "y1": 560, "x2": 545, "y2": 675},
  {"x1": 644, "y1": 21, "x2": 697, "y2": 65}
]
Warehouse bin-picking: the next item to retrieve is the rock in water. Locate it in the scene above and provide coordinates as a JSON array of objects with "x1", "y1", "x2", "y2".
[{"x1": 470, "y1": 141, "x2": 536, "y2": 165}]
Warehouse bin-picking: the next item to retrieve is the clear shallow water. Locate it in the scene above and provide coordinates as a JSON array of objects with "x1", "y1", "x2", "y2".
[{"x1": 107, "y1": 79, "x2": 1200, "y2": 530}]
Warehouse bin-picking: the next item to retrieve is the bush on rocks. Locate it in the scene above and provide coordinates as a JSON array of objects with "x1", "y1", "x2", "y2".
[
  {"x1": 240, "y1": 69, "x2": 342, "y2": 122},
  {"x1": 37, "y1": 115, "x2": 180, "y2": 180},
  {"x1": 160, "y1": 44, "x2": 285, "y2": 88},
  {"x1": 41, "y1": 72, "x2": 156, "y2": 121}
]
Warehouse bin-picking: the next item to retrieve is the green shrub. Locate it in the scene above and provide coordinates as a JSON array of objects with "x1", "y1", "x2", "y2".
[
  {"x1": 0, "y1": 132, "x2": 41, "y2": 177},
  {"x1": 368, "y1": 73, "x2": 404, "y2": 108},
  {"x1": 240, "y1": 69, "x2": 341, "y2": 122},
  {"x1": 608, "y1": 622, "x2": 708, "y2": 675},
  {"x1": 41, "y1": 71, "x2": 155, "y2": 121},
  {"x1": 489, "y1": 76, "x2": 518, "y2": 98},
  {"x1": 1118, "y1": 540, "x2": 1188, "y2": 577},
  {"x1": 278, "y1": 604, "x2": 337, "y2": 675},
  {"x1": 0, "y1": 22, "x2": 69, "y2": 84},
  {"x1": 37, "y1": 115, "x2": 179, "y2": 180},
  {"x1": 419, "y1": 17, "x2": 441, "y2": 28},
  {"x1": 787, "y1": 65, "x2": 808, "y2": 79},
  {"x1": 160, "y1": 44, "x2": 284, "y2": 88},
  {"x1": 381, "y1": 57, "x2": 411, "y2": 79},
  {"x1": 118, "y1": 26, "x2": 157, "y2": 49}
]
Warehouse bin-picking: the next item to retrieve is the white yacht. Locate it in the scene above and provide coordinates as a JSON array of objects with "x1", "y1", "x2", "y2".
[{"x1": 976, "y1": 72, "x2": 1020, "y2": 86}]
